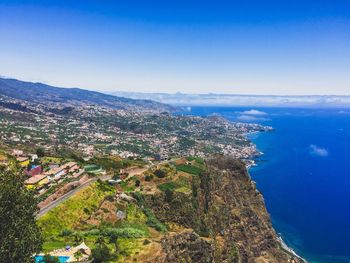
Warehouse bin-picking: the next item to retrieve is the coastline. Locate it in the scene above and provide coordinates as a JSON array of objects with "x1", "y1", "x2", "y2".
[
  {"x1": 278, "y1": 236, "x2": 305, "y2": 261},
  {"x1": 246, "y1": 130, "x2": 307, "y2": 262}
]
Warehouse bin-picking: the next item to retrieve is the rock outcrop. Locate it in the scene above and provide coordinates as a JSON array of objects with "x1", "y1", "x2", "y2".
[{"x1": 161, "y1": 231, "x2": 213, "y2": 262}]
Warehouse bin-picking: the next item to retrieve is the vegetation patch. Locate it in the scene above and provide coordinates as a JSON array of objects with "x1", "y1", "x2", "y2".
[
  {"x1": 125, "y1": 204, "x2": 148, "y2": 225},
  {"x1": 186, "y1": 156, "x2": 205, "y2": 165},
  {"x1": 158, "y1": 181, "x2": 177, "y2": 192},
  {"x1": 115, "y1": 238, "x2": 143, "y2": 262},
  {"x1": 132, "y1": 192, "x2": 168, "y2": 232},
  {"x1": 42, "y1": 240, "x2": 67, "y2": 252},
  {"x1": 84, "y1": 164, "x2": 104, "y2": 174},
  {"x1": 101, "y1": 227, "x2": 148, "y2": 239},
  {"x1": 158, "y1": 176, "x2": 191, "y2": 193},
  {"x1": 38, "y1": 180, "x2": 115, "y2": 238},
  {"x1": 0, "y1": 152, "x2": 7, "y2": 162},
  {"x1": 41, "y1": 157, "x2": 63, "y2": 164},
  {"x1": 175, "y1": 164, "x2": 204, "y2": 175},
  {"x1": 119, "y1": 180, "x2": 136, "y2": 192}
]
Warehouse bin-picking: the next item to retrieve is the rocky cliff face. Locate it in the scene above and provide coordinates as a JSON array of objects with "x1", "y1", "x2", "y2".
[{"x1": 145, "y1": 156, "x2": 303, "y2": 263}]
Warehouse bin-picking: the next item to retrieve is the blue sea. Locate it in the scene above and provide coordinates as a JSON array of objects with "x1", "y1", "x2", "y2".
[{"x1": 185, "y1": 106, "x2": 350, "y2": 263}]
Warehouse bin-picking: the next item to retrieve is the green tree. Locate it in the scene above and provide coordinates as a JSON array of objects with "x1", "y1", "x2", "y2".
[
  {"x1": 73, "y1": 232, "x2": 83, "y2": 245},
  {"x1": 108, "y1": 233, "x2": 119, "y2": 253},
  {"x1": 91, "y1": 245, "x2": 111, "y2": 263},
  {"x1": 112, "y1": 171, "x2": 120, "y2": 180},
  {"x1": 0, "y1": 163, "x2": 43, "y2": 262},
  {"x1": 144, "y1": 175, "x2": 152, "y2": 181},
  {"x1": 95, "y1": 235, "x2": 106, "y2": 248},
  {"x1": 35, "y1": 147, "x2": 45, "y2": 158},
  {"x1": 164, "y1": 188, "x2": 174, "y2": 203},
  {"x1": 154, "y1": 169, "x2": 166, "y2": 178}
]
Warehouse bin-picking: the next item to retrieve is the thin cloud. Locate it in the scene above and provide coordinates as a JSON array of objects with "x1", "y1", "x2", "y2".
[
  {"x1": 241, "y1": 109, "x2": 268, "y2": 116},
  {"x1": 237, "y1": 109, "x2": 269, "y2": 122},
  {"x1": 309, "y1": 144, "x2": 329, "y2": 157},
  {"x1": 237, "y1": 115, "x2": 261, "y2": 121}
]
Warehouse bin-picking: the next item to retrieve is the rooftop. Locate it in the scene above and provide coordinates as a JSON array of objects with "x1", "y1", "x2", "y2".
[{"x1": 25, "y1": 174, "x2": 48, "y2": 185}]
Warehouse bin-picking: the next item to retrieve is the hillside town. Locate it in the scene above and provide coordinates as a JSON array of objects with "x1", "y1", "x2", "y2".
[{"x1": 0, "y1": 95, "x2": 272, "y2": 165}]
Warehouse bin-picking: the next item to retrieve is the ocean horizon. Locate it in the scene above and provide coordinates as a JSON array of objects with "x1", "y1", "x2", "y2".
[{"x1": 185, "y1": 106, "x2": 350, "y2": 263}]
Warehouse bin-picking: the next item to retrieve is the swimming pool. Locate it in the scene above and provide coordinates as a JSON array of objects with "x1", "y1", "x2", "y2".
[{"x1": 35, "y1": 255, "x2": 70, "y2": 263}]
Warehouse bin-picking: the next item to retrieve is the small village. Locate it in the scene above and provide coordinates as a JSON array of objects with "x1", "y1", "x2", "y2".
[{"x1": 11, "y1": 149, "x2": 99, "y2": 194}]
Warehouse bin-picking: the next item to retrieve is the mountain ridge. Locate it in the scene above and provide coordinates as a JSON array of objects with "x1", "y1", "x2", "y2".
[{"x1": 0, "y1": 77, "x2": 174, "y2": 112}]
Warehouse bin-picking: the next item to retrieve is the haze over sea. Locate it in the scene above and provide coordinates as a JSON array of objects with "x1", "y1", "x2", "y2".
[{"x1": 185, "y1": 106, "x2": 350, "y2": 263}]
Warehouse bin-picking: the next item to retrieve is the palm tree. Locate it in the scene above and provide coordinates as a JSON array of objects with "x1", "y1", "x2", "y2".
[{"x1": 74, "y1": 250, "x2": 83, "y2": 262}]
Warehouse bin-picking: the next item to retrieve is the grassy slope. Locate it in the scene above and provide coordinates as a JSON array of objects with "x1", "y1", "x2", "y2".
[
  {"x1": 38, "y1": 180, "x2": 115, "y2": 238},
  {"x1": 175, "y1": 159, "x2": 205, "y2": 176},
  {"x1": 38, "y1": 180, "x2": 154, "y2": 259}
]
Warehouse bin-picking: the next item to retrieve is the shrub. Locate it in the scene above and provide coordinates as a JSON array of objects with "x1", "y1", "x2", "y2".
[
  {"x1": 101, "y1": 207, "x2": 109, "y2": 213},
  {"x1": 154, "y1": 169, "x2": 166, "y2": 178},
  {"x1": 131, "y1": 192, "x2": 168, "y2": 232},
  {"x1": 144, "y1": 175, "x2": 152, "y2": 181},
  {"x1": 143, "y1": 208, "x2": 167, "y2": 232},
  {"x1": 91, "y1": 245, "x2": 111, "y2": 263},
  {"x1": 36, "y1": 148, "x2": 45, "y2": 158},
  {"x1": 143, "y1": 239, "x2": 151, "y2": 245},
  {"x1": 60, "y1": 229, "x2": 73, "y2": 237},
  {"x1": 101, "y1": 227, "x2": 147, "y2": 238},
  {"x1": 85, "y1": 229, "x2": 100, "y2": 236},
  {"x1": 164, "y1": 189, "x2": 174, "y2": 203},
  {"x1": 105, "y1": 195, "x2": 115, "y2": 202}
]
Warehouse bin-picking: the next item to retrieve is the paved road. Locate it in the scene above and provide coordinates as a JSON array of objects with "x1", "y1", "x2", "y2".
[
  {"x1": 36, "y1": 175, "x2": 110, "y2": 218},
  {"x1": 36, "y1": 162, "x2": 166, "y2": 218}
]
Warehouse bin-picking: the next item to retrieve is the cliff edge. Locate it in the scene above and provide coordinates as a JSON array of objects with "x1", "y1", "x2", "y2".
[{"x1": 142, "y1": 156, "x2": 304, "y2": 263}]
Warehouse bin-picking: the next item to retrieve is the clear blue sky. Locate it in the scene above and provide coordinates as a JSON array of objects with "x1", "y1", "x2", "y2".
[{"x1": 0, "y1": 0, "x2": 349, "y2": 95}]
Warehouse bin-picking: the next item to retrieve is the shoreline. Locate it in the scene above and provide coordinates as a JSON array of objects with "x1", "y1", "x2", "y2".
[
  {"x1": 277, "y1": 236, "x2": 305, "y2": 261},
  {"x1": 246, "y1": 130, "x2": 307, "y2": 262}
]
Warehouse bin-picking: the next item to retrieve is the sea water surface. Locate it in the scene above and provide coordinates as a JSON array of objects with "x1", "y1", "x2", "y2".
[{"x1": 184, "y1": 106, "x2": 350, "y2": 263}]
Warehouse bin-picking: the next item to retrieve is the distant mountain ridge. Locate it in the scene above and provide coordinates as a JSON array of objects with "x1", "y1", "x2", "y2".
[{"x1": 0, "y1": 77, "x2": 173, "y2": 112}]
